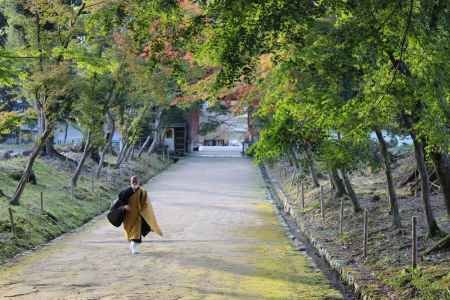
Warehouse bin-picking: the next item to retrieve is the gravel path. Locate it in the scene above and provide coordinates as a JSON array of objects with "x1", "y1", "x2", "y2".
[{"x1": 0, "y1": 156, "x2": 343, "y2": 300}]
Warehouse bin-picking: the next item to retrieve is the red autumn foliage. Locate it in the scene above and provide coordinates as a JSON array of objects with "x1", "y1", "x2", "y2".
[
  {"x1": 177, "y1": 0, "x2": 202, "y2": 15},
  {"x1": 183, "y1": 51, "x2": 193, "y2": 62},
  {"x1": 219, "y1": 84, "x2": 254, "y2": 103}
]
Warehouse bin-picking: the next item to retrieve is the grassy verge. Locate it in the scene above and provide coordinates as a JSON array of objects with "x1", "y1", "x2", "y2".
[{"x1": 0, "y1": 153, "x2": 170, "y2": 264}]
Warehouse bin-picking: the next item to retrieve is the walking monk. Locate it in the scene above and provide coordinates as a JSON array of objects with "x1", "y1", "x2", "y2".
[{"x1": 108, "y1": 175, "x2": 163, "y2": 254}]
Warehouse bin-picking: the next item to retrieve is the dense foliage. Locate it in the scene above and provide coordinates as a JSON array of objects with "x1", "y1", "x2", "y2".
[
  {"x1": 1, "y1": 0, "x2": 449, "y2": 236},
  {"x1": 190, "y1": 0, "x2": 450, "y2": 236},
  {"x1": 0, "y1": 0, "x2": 199, "y2": 203}
]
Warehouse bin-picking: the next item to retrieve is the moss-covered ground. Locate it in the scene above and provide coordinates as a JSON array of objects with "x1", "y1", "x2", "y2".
[
  {"x1": 268, "y1": 153, "x2": 450, "y2": 300},
  {"x1": 0, "y1": 153, "x2": 169, "y2": 264}
]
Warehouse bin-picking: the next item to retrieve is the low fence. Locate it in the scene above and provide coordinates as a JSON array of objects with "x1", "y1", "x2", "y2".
[{"x1": 262, "y1": 164, "x2": 420, "y2": 300}]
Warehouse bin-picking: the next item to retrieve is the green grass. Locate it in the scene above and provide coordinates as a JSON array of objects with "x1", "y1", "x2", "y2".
[
  {"x1": 383, "y1": 266, "x2": 450, "y2": 299},
  {"x1": 0, "y1": 154, "x2": 168, "y2": 264}
]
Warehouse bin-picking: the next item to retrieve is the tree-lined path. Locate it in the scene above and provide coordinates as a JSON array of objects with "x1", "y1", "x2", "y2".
[{"x1": 0, "y1": 156, "x2": 343, "y2": 299}]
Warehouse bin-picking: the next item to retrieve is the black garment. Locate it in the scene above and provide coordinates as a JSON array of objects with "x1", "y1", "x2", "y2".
[
  {"x1": 106, "y1": 187, "x2": 152, "y2": 237},
  {"x1": 107, "y1": 187, "x2": 134, "y2": 227}
]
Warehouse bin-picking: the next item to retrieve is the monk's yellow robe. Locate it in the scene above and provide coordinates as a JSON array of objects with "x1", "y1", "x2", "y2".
[{"x1": 123, "y1": 188, "x2": 163, "y2": 240}]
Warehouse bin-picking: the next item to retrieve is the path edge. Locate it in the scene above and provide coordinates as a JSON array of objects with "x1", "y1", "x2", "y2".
[
  {"x1": 259, "y1": 163, "x2": 375, "y2": 300},
  {"x1": 0, "y1": 159, "x2": 174, "y2": 267}
]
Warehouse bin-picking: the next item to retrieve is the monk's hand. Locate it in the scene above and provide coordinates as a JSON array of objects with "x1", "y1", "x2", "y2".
[{"x1": 123, "y1": 205, "x2": 130, "y2": 211}]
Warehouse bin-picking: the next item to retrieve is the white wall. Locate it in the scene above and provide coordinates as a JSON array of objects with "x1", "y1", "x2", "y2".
[
  {"x1": 53, "y1": 123, "x2": 83, "y2": 145},
  {"x1": 164, "y1": 128, "x2": 175, "y2": 152}
]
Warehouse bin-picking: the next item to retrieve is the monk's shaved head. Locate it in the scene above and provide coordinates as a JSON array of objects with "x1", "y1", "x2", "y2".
[{"x1": 130, "y1": 176, "x2": 139, "y2": 186}]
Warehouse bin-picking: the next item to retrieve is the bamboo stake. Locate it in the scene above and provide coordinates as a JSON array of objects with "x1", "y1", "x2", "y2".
[
  {"x1": 8, "y1": 208, "x2": 16, "y2": 238},
  {"x1": 386, "y1": 185, "x2": 390, "y2": 203},
  {"x1": 301, "y1": 182, "x2": 305, "y2": 210},
  {"x1": 414, "y1": 171, "x2": 418, "y2": 197},
  {"x1": 320, "y1": 185, "x2": 324, "y2": 220},
  {"x1": 412, "y1": 216, "x2": 417, "y2": 269},
  {"x1": 40, "y1": 191, "x2": 44, "y2": 212},
  {"x1": 290, "y1": 173, "x2": 296, "y2": 188},
  {"x1": 363, "y1": 209, "x2": 368, "y2": 259},
  {"x1": 339, "y1": 197, "x2": 344, "y2": 236}
]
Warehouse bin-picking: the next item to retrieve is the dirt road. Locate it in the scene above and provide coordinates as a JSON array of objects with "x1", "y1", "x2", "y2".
[{"x1": 0, "y1": 156, "x2": 343, "y2": 299}]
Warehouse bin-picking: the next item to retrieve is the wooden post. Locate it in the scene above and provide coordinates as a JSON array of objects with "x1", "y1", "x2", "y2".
[
  {"x1": 290, "y1": 173, "x2": 296, "y2": 188},
  {"x1": 386, "y1": 186, "x2": 389, "y2": 203},
  {"x1": 339, "y1": 197, "x2": 344, "y2": 236},
  {"x1": 91, "y1": 174, "x2": 95, "y2": 192},
  {"x1": 71, "y1": 185, "x2": 74, "y2": 201},
  {"x1": 414, "y1": 171, "x2": 418, "y2": 198},
  {"x1": 320, "y1": 185, "x2": 324, "y2": 220},
  {"x1": 363, "y1": 209, "x2": 368, "y2": 259},
  {"x1": 40, "y1": 191, "x2": 44, "y2": 212},
  {"x1": 8, "y1": 207, "x2": 16, "y2": 238},
  {"x1": 412, "y1": 216, "x2": 417, "y2": 269},
  {"x1": 301, "y1": 182, "x2": 305, "y2": 209}
]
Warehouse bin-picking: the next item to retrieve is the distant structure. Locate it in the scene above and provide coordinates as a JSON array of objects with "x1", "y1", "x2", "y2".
[
  {"x1": 198, "y1": 101, "x2": 247, "y2": 147},
  {"x1": 164, "y1": 97, "x2": 250, "y2": 156}
]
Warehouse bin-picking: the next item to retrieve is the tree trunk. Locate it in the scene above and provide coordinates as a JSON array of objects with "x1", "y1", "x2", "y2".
[
  {"x1": 116, "y1": 142, "x2": 129, "y2": 167},
  {"x1": 10, "y1": 15, "x2": 55, "y2": 205},
  {"x1": 147, "y1": 128, "x2": 160, "y2": 155},
  {"x1": 431, "y1": 151, "x2": 450, "y2": 216},
  {"x1": 431, "y1": 72, "x2": 450, "y2": 217},
  {"x1": 137, "y1": 135, "x2": 151, "y2": 158},
  {"x1": 288, "y1": 147, "x2": 301, "y2": 171},
  {"x1": 305, "y1": 144, "x2": 320, "y2": 187},
  {"x1": 291, "y1": 148, "x2": 305, "y2": 173},
  {"x1": 375, "y1": 128, "x2": 401, "y2": 227},
  {"x1": 423, "y1": 234, "x2": 450, "y2": 256},
  {"x1": 64, "y1": 122, "x2": 69, "y2": 144},
  {"x1": 144, "y1": 109, "x2": 163, "y2": 156},
  {"x1": 411, "y1": 132, "x2": 442, "y2": 237},
  {"x1": 340, "y1": 169, "x2": 362, "y2": 213},
  {"x1": 90, "y1": 146, "x2": 100, "y2": 164},
  {"x1": 10, "y1": 126, "x2": 52, "y2": 205},
  {"x1": 42, "y1": 130, "x2": 77, "y2": 165},
  {"x1": 130, "y1": 145, "x2": 136, "y2": 160},
  {"x1": 96, "y1": 141, "x2": 111, "y2": 178},
  {"x1": 124, "y1": 144, "x2": 134, "y2": 162},
  {"x1": 44, "y1": 132, "x2": 57, "y2": 157},
  {"x1": 35, "y1": 101, "x2": 45, "y2": 136},
  {"x1": 71, "y1": 131, "x2": 91, "y2": 188},
  {"x1": 330, "y1": 167, "x2": 346, "y2": 199},
  {"x1": 96, "y1": 110, "x2": 115, "y2": 178},
  {"x1": 309, "y1": 161, "x2": 320, "y2": 187}
]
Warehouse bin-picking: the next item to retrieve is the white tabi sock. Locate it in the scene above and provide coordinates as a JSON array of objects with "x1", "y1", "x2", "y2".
[{"x1": 130, "y1": 241, "x2": 139, "y2": 255}]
